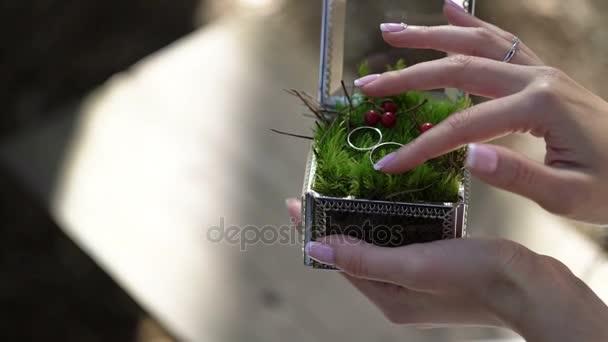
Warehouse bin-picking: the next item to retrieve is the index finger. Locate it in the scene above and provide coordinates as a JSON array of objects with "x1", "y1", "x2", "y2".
[
  {"x1": 376, "y1": 93, "x2": 537, "y2": 174},
  {"x1": 358, "y1": 55, "x2": 534, "y2": 99}
]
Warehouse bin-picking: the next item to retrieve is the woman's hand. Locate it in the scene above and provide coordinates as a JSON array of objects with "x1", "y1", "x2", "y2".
[
  {"x1": 286, "y1": 200, "x2": 608, "y2": 341},
  {"x1": 357, "y1": 2, "x2": 608, "y2": 224}
]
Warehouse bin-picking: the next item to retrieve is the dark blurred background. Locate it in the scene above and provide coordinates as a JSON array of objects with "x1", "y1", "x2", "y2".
[
  {"x1": 0, "y1": 1, "x2": 200, "y2": 340},
  {"x1": 1, "y1": 1, "x2": 607, "y2": 341},
  {"x1": 0, "y1": 0, "x2": 200, "y2": 138}
]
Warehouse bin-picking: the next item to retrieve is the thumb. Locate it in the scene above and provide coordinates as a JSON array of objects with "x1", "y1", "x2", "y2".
[
  {"x1": 306, "y1": 235, "x2": 406, "y2": 285},
  {"x1": 307, "y1": 235, "x2": 533, "y2": 293},
  {"x1": 466, "y1": 144, "x2": 588, "y2": 216},
  {"x1": 285, "y1": 198, "x2": 302, "y2": 226}
]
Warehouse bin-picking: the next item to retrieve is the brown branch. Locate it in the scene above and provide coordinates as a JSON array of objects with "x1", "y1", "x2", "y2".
[
  {"x1": 285, "y1": 89, "x2": 329, "y2": 124},
  {"x1": 361, "y1": 100, "x2": 383, "y2": 112},
  {"x1": 300, "y1": 91, "x2": 318, "y2": 103},
  {"x1": 402, "y1": 99, "x2": 429, "y2": 115},
  {"x1": 385, "y1": 181, "x2": 437, "y2": 200},
  {"x1": 341, "y1": 80, "x2": 353, "y2": 131},
  {"x1": 402, "y1": 99, "x2": 429, "y2": 126},
  {"x1": 341, "y1": 80, "x2": 353, "y2": 108},
  {"x1": 270, "y1": 129, "x2": 313, "y2": 140}
]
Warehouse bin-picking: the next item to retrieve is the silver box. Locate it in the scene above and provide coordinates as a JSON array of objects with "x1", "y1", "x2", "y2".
[{"x1": 303, "y1": 0, "x2": 475, "y2": 269}]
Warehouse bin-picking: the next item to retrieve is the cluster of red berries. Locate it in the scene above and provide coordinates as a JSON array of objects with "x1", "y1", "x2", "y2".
[
  {"x1": 364, "y1": 100, "x2": 434, "y2": 133},
  {"x1": 364, "y1": 101, "x2": 398, "y2": 128}
]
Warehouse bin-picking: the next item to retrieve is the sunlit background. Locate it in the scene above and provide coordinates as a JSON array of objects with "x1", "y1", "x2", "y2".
[{"x1": 1, "y1": 0, "x2": 607, "y2": 341}]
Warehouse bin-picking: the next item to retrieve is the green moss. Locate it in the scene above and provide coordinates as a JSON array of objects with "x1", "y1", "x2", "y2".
[{"x1": 311, "y1": 60, "x2": 471, "y2": 203}]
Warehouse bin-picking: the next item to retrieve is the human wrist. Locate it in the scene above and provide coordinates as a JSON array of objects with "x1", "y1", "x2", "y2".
[
  {"x1": 478, "y1": 243, "x2": 538, "y2": 335},
  {"x1": 478, "y1": 244, "x2": 573, "y2": 339},
  {"x1": 496, "y1": 253, "x2": 608, "y2": 341}
]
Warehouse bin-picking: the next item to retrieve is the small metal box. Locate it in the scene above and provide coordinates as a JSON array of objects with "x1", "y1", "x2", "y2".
[{"x1": 303, "y1": 0, "x2": 475, "y2": 269}]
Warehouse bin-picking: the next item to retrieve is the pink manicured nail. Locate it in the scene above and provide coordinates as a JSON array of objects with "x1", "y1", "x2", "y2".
[
  {"x1": 354, "y1": 74, "x2": 380, "y2": 87},
  {"x1": 466, "y1": 144, "x2": 498, "y2": 174},
  {"x1": 284, "y1": 198, "x2": 299, "y2": 209},
  {"x1": 374, "y1": 152, "x2": 397, "y2": 171},
  {"x1": 285, "y1": 198, "x2": 300, "y2": 222},
  {"x1": 305, "y1": 242, "x2": 335, "y2": 266},
  {"x1": 380, "y1": 23, "x2": 408, "y2": 33},
  {"x1": 445, "y1": 0, "x2": 466, "y2": 11}
]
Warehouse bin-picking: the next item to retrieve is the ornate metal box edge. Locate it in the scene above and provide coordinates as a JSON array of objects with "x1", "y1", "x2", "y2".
[{"x1": 302, "y1": 149, "x2": 469, "y2": 270}]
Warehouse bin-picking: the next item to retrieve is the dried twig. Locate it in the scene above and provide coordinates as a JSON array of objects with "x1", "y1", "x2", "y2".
[
  {"x1": 299, "y1": 91, "x2": 317, "y2": 103},
  {"x1": 385, "y1": 181, "x2": 438, "y2": 200},
  {"x1": 341, "y1": 80, "x2": 353, "y2": 131},
  {"x1": 361, "y1": 100, "x2": 384, "y2": 111},
  {"x1": 402, "y1": 99, "x2": 429, "y2": 114},
  {"x1": 270, "y1": 129, "x2": 313, "y2": 140},
  {"x1": 341, "y1": 80, "x2": 353, "y2": 108},
  {"x1": 285, "y1": 89, "x2": 322, "y2": 120},
  {"x1": 403, "y1": 99, "x2": 429, "y2": 126},
  {"x1": 285, "y1": 89, "x2": 330, "y2": 125}
]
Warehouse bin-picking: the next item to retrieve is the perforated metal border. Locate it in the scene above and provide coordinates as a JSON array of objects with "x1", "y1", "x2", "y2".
[{"x1": 302, "y1": 152, "x2": 468, "y2": 270}]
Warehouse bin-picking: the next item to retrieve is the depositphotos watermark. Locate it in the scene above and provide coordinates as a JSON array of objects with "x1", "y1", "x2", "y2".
[
  {"x1": 206, "y1": 218, "x2": 437, "y2": 251},
  {"x1": 206, "y1": 218, "x2": 303, "y2": 251}
]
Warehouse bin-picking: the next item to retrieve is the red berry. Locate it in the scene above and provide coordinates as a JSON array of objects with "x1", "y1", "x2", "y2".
[
  {"x1": 420, "y1": 123, "x2": 434, "y2": 133},
  {"x1": 381, "y1": 101, "x2": 398, "y2": 113},
  {"x1": 365, "y1": 110, "x2": 381, "y2": 126},
  {"x1": 381, "y1": 112, "x2": 397, "y2": 128}
]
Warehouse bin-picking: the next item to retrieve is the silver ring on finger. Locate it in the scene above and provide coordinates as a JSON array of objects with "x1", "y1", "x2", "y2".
[{"x1": 502, "y1": 36, "x2": 521, "y2": 63}]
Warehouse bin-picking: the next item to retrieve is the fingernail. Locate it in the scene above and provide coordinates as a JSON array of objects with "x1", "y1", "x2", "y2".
[
  {"x1": 285, "y1": 198, "x2": 301, "y2": 224},
  {"x1": 380, "y1": 22, "x2": 408, "y2": 33},
  {"x1": 374, "y1": 152, "x2": 397, "y2": 171},
  {"x1": 445, "y1": 0, "x2": 466, "y2": 11},
  {"x1": 354, "y1": 74, "x2": 380, "y2": 87},
  {"x1": 466, "y1": 144, "x2": 498, "y2": 174},
  {"x1": 285, "y1": 198, "x2": 299, "y2": 209},
  {"x1": 305, "y1": 242, "x2": 335, "y2": 266}
]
